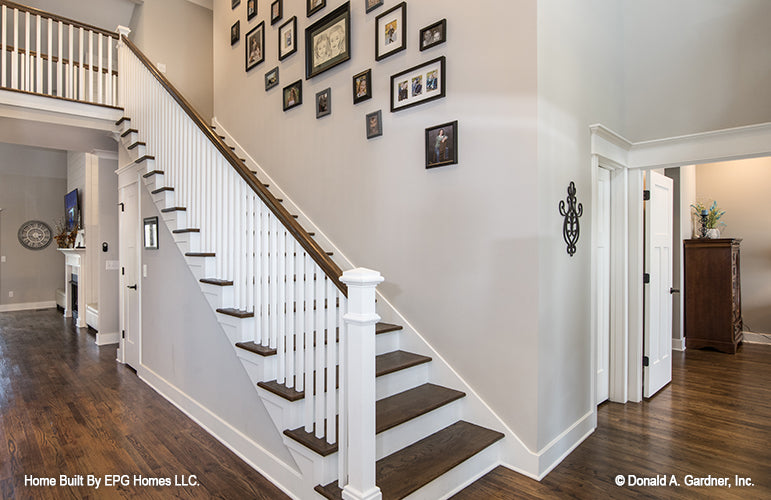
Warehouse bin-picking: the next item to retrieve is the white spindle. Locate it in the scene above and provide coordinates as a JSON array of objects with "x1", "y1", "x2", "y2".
[
  {"x1": 304, "y1": 253, "x2": 314, "y2": 432},
  {"x1": 97, "y1": 33, "x2": 103, "y2": 103},
  {"x1": 35, "y1": 14, "x2": 41, "y2": 92},
  {"x1": 1, "y1": 6, "x2": 6, "y2": 88},
  {"x1": 277, "y1": 227, "x2": 286, "y2": 383},
  {"x1": 47, "y1": 18, "x2": 52, "y2": 95},
  {"x1": 338, "y1": 292, "x2": 348, "y2": 487},
  {"x1": 107, "y1": 36, "x2": 113, "y2": 105},
  {"x1": 326, "y1": 278, "x2": 337, "y2": 444},
  {"x1": 78, "y1": 27, "x2": 84, "y2": 99},
  {"x1": 285, "y1": 238, "x2": 296, "y2": 388},
  {"x1": 260, "y1": 205, "x2": 270, "y2": 346},
  {"x1": 11, "y1": 8, "x2": 18, "y2": 90},
  {"x1": 295, "y1": 247, "x2": 305, "y2": 392},
  {"x1": 87, "y1": 30, "x2": 93, "y2": 102},
  {"x1": 57, "y1": 21, "x2": 62, "y2": 96},
  {"x1": 67, "y1": 24, "x2": 72, "y2": 98},
  {"x1": 314, "y1": 274, "x2": 326, "y2": 439},
  {"x1": 246, "y1": 193, "x2": 254, "y2": 313},
  {"x1": 24, "y1": 11, "x2": 29, "y2": 91}
]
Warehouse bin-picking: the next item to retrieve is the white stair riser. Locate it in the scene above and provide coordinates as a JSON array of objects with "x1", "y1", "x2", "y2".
[
  {"x1": 200, "y1": 282, "x2": 234, "y2": 310},
  {"x1": 151, "y1": 189, "x2": 175, "y2": 206},
  {"x1": 172, "y1": 231, "x2": 200, "y2": 254},
  {"x1": 128, "y1": 143, "x2": 146, "y2": 158},
  {"x1": 283, "y1": 437, "x2": 337, "y2": 490},
  {"x1": 161, "y1": 209, "x2": 187, "y2": 230},
  {"x1": 235, "y1": 348, "x2": 274, "y2": 383},
  {"x1": 218, "y1": 314, "x2": 254, "y2": 344},
  {"x1": 185, "y1": 255, "x2": 215, "y2": 280},
  {"x1": 376, "y1": 400, "x2": 462, "y2": 460},
  {"x1": 376, "y1": 362, "x2": 429, "y2": 400},
  {"x1": 143, "y1": 173, "x2": 163, "y2": 190},
  {"x1": 376, "y1": 330, "x2": 400, "y2": 355}
]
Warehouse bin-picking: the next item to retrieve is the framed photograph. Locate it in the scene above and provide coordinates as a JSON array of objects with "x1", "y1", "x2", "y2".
[
  {"x1": 316, "y1": 87, "x2": 331, "y2": 118},
  {"x1": 265, "y1": 66, "x2": 279, "y2": 91},
  {"x1": 419, "y1": 19, "x2": 446, "y2": 51},
  {"x1": 231, "y1": 21, "x2": 240, "y2": 45},
  {"x1": 390, "y1": 56, "x2": 445, "y2": 112},
  {"x1": 375, "y1": 2, "x2": 406, "y2": 61},
  {"x1": 245, "y1": 22, "x2": 265, "y2": 71},
  {"x1": 307, "y1": 0, "x2": 326, "y2": 17},
  {"x1": 425, "y1": 121, "x2": 458, "y2": 168},
  {"x1": 232, "y1": 0, "x2": 241, "y2": 9},
  {"x1": 366, "y1": 110, "x2": 382, "y2": 139},
  {"x1": 278, "y1": 16, "x2": 297, "y2": 61},
  {"x1": 271, "y1": 0, "x2": 282, "y2": 25},
  {"x1": 247, "y1": 0, "x2": 257, "y2": 20},
  {"x1": 365, "y1": 0, "x2": 383, "y2": 14},
  {"x1": 352, "y1": 68, "x2": 372, "y2": 104},
  {"x1": 283, "y1": 80, "x2": 302, "y2": 111},
  {"x1": 305, "y1": 2, "x2": 350, "y2": 79},
  {"x1": 143, "y1": 216, "x2": 159, "y2": 249}
]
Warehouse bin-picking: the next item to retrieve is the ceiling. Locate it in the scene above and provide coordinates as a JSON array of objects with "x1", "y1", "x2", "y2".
[{"x1": 16, "y1": 0, "x2": 140, "y2": 33}]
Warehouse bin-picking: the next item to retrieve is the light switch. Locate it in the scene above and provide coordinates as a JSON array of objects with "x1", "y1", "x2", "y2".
[
  {"x1": 143, "y1": 264, "x2": 148, "y2": 278},
  {"x1": 0, "y1": 256, "x2": 5, "y2": 263}
]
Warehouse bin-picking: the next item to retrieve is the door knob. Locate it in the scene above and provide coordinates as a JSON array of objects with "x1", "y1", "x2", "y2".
[{"x1": 670, "y1": 288, "x2": 680, "y2": 294}]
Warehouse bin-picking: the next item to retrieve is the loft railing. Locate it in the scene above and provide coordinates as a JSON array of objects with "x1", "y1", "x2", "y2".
[
  {"x1": 0, "y1": 0, "x2": 118, "y2": 105},
  {"x1": 118, "y1": 34, "x2": 381, "y2": 499}
]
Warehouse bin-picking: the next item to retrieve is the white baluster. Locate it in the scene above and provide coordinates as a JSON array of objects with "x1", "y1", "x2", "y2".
[
  {"x1": 1, "y1": 6, "x2": 6, "y2": 88},
  {"x1": 269, "y1": 215, "x2": 278, "y2": 349},
  {"x1": 24, "y1": 11, "x2": 29, "y2": 91},
  {"x1": 340, "y1": 268, "x2": 383, "y2": 500},
  {"x1": 295, "y1": 248, "x2": 305, "y2": 392},
  {"x1": 97, "y1": 33, "x2": 103, "y2": 103},
  {"x1": 304, "y1": 253, "x2": 314, "y2": 432},
  {"x1": 87, "y1": 30, "x2": 93, "y2": 102},
  {"x1": 314, "y1": 274, "x2": 326, "y2": 439},
  {"x1": 246, "y1": 193, "x2": 254, "y2": 315},
  {"x1": 78, "y1": 27, "x2": 84, "y2": 99},
  {"x1": 326, "y1": 277, "x2": 337, "y2": 444},
  {"x1": 68, "y1": 23, "x2": 72, "y2": 98},
  {"x1": 338, "y1": 291, "x2": 348, "y2": 488},
  {"x1": 106, "y1": 36, "x2": 113, "y2": 105},
  {"x1": 11, "y1": 8, "x2": 18, "y2": 90},
  {"x1": 46, "y1": 17, "x2": 52, "y2": 95},
  {"x1": 277, "y1": 227, "x2": 286, "y2": 383},
  {"x1": 285, "y1": 238, "x2": 296, "y2": 388},
  {"x1": 57, "y1": 21, "x2": 62, "y2": 97},
  {"x1": 35, "y1": 14, "x2": 41, "y2": 93},
  {"x1": 260, "y1": 205, "x2": 269, "y2": 346}
]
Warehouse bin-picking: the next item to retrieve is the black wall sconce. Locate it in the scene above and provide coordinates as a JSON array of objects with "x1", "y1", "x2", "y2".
[{"x1": 559, "y1": 181, "x2": 583, "y2": 257}]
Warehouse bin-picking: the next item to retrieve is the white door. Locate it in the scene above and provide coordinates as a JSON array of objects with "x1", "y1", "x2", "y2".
[
  {"x1": 120, "y1": 182, "x2": 140, "y2": 369},
  {"x1": 596, "y1": 168, "x2": 611, "y2": 404},
  {"x1": 643, "y1": 171, "x2": 673, "y2": 398}
]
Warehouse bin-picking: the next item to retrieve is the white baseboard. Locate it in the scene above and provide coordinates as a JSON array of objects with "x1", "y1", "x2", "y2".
[
  {"x1": 535, "y1": 410, "x2": 595, "y2": 480},
  {"x1": 96, "y1": 331, "x2": 120, "y2": 345},
  {"x1": 137, "y1": 365, "x2": 303, "y2": 499},
  {"x1": 672, "y1": 337, "x2": 686, "y2": 351},
  {"x1": 0, "y1": 300, "x2": 57, "y2": 312}
]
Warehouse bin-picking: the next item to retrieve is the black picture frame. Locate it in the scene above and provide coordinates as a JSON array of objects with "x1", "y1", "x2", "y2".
[
  {"x1": 365, "y1": 0, "x2": 384, "y2": 14},
  {"x1": 278, "y1": 16, "x2": 297, "y2": 61},
  {"x1": 245, "y1": 22, "x2": 265, "y2": 71},
  {"x1": 265, "y1": 66, "x2": 279, "y2": 91},
  {"x1": 307, "y1": 0, "x2": 326, "y2": 17},
  {"x1": 425, "y1": 120, "x2": 457, "y2": 168},
  {"x1": 283, "y1": 80, "x2": 302, "y2": 111},
  {"x1": 352, "y1": 68, "x2": 372, "y2": 104},
  {"x1": 247, "y1": 0, "x2": 257, "y2": 20},
  {"x1": 271, "y1": 0, "x2": 283, "y2": 25},
  {"x1": 366, "y1": 110, "x2": 382, "y2": 139},
  {"x1": 316, "y1": 87, "x2": 331, "y2": 118},
  {"x1": 419, "y1": 18, "x2": 446, "y2": 51},
  {"x1": 143, "y1": 216, "x2": 159, "y2": 249},
  {"x1": 390, "y1": 56, "x2": 445, "y2": 112},
  {"x1": 232, "y1": 0, "x2": 241, "y2": 9},
  {"x1": 375, "y1": 2, "x2": 406, "y2": 61},
  {"x1": 305, "y1": 2, "x2": 350, "y2": 79},
  {"x1": 231, "y1": 21, "x2": 240, "y2": 45}
]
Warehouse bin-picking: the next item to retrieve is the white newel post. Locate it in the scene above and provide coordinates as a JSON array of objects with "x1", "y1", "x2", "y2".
[
  {"x1": 115, "y1": 25, "x2": 131, "y2": 107},
  {"x1": 340, "y1": 268, "x2": 383, "y2": 500}
]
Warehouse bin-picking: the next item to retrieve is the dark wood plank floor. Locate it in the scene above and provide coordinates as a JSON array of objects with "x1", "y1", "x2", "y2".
[
  {"x1": 454, "y1": 343, "x2": 771, "y2": 499},
  {"x1": 0, "y1": 308, "x2": 289, "y2": 499}
]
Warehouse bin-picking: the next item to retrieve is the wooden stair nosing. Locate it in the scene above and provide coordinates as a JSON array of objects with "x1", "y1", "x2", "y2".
[
  {"x1": 120, "y1": 128, "x2": 138, "y2": 138},
  {"x1": 234, "y1": 322, "x2": 399, "y2": 358},
  {"x1": 143, "y1": 169, "x2": 164, "y2": 178},
  {"x1": 172, "y1": 228, "x2": 200, "y2": 234},
  {"x1": 216, "y1": 307, "x2": 253, "y2": 318},
  {"x1": 115, "y1": 116, "x2": 130, "y2": 126},
  {"x1": 128, "y1": 141, "x2": 145, "y2": 150},
  {"x1": 284, "y1": 383, "x2": 465, "y2": 457},
  {"x1": 151, "y1": 186, "x2": 174, "y2": 194},
  {"x1": 161, "y1": 206, "x2": 186, "y2": 213},
  {"x1": 185, "y1": 252, "x2": 215, "y2": 257},
  {"x1": 135, "y1": 155, "x2": 155, "y2": 164},
  {"x1": 315, "y1": 421, "x2": 505, "y2": 500},
  {"x1": 257, "y1": 350, "x2": 430, "y2": 402},
  {"x1": 200, "y1": 278, "x2": 234, "y2": 286}
]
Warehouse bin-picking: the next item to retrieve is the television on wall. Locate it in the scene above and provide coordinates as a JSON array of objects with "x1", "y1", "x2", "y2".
[{"x1": 64, "y1": 188, "x2": 79, "y2": 231}]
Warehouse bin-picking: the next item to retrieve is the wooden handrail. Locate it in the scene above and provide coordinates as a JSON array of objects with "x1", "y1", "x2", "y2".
[
  {"x1": 3, "y1": 45, "x2": 118, "y2": 76},
  {"x1": 121, "y1": 35, "x2": 347, "y2": 296},
  {"x1": 0, "y1": 1, "x2": 119, "y2": 39}
]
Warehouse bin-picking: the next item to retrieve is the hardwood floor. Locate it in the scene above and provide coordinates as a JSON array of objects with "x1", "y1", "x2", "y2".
[
  {"x1": 454, "y1": 343, "x2": 771, "y2": 499},
  {"x1": 0, "y1": 309, "x2": 289, "y2": 499}
]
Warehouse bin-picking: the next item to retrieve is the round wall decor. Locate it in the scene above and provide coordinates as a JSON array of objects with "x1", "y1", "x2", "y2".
[{"x1": 18, "y1": 220, "x2": 53, "y2": 250}]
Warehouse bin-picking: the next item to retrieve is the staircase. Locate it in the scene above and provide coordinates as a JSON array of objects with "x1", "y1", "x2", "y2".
[{"x1": 96, "y1": 17, "x2": 510, "y2": 500}]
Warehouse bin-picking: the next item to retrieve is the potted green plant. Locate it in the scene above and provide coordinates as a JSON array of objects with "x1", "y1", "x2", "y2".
[{"x1": 691, "y1": 200, "x2": 725, "y2": 239}]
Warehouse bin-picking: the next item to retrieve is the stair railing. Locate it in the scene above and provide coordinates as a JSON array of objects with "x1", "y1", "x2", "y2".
[
  {"x1": 0, "y1": 0, "x2": 118, "y2": 105},
  {"x1": 117, "y1": 33, "x2": 381, "y2": 499}
]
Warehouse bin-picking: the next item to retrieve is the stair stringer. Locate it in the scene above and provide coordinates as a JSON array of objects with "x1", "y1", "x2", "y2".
[{"x1": 212, "y1": 118, "x2": 545, "y2": 482}]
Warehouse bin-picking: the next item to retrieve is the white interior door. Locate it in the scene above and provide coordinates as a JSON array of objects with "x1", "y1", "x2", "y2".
[
  {"x1": 120, "y1": 182, "x2": 140, "y2": 369},
  {"x1": 643, "y1": 171, "x2": 673, "y2": 398},
  {"x1": 596, "y1": 168, "x2": 611, "y2": 404}
]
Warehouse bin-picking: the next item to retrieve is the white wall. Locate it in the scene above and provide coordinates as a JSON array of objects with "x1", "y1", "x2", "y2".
[
  {"x1": 695, "y1": 157, "x2": 771, "y2": 334},
  {"x1": 536, "y1": 0, "x2": 624, "y2": 453},
  {"x1": 214, "y1": 0, "x2": 541, "y2": 450},
  {"x1": 622, "y1": 0, "x2": 771, "y2": 141},
  {"x1": 129, "y1": 0, "x2": 214, "y2": 120},
  {"x1": 0, "y1": 143, "x2": 67, "y2": 307},
  {"x1": 97, "y1": 155, "x2": 120, "y2": 335}
]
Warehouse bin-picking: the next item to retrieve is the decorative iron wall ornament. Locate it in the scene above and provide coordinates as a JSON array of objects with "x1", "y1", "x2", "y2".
[{"x1": 559, "y1": 181, "x2": 583, "y2": 257}]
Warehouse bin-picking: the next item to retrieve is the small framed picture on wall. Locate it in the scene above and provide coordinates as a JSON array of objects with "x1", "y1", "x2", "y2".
[
  {"x1": 316, "y1": 88, "x2": 331, "y2": 118},
  {"x1": 375, "y1": 2, "x2": 406, "y2": 61},
  {"x1": 245, "y1": 22, "x2": 265, "y2": 71},
  {"x1": 390, "y1": 56, "x2": 445, "y2": 112},
  {"x1": 283, "y1": 80, "x2": 302, "y2": 111},
  {"x1": 305, "y1": 3, "x2": 350, "y2": 79},
  {"x1": 232, "y1": 0, "x2": 241, "y2": 9},
  {"x1": 352, "y1": 68, "x2": 372, "y2": 104},
  {"x1": 271, "y1": 0, "x2": 283, "y2": 24},
  {"x1": 265, "y1": 66, "x2": 279, "y2": 91},
  {"x1": 366, "y1": 110, "x2": 383, "y2": 139},
  {"x1": 231, "y1": 21, "x2": 240, "y2": 45},
  {"x1": 425, "y1": 121, "x2": 458, "y2": 168},
  {"x1": 279, "y1": 16, "x2": 297, "y2": 61},
  {"x1": 247, "y1": 0, "x2": 257, "y2": 20},
  {"x1": 419, "y1": 19, "x2": 446, "y2": 51},
  {"x1": 307, "y1": 0, "x2": 326, "y2": 17},
  {"x1": 365, "y1": 0, "x2": 383, "y2": 14}
]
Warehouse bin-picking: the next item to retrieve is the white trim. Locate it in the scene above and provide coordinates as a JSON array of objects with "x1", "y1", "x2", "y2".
[
  {"x1": 183, "y1": 0, "x2": 212, "y2": 10},
  {"x1": 137, "y1": 365, "x2": 302, "y2": 499},
  {"x1": 534, "y1": 410, "x2": 595, "y2": 480},
  {"x1": 0, "y1": 88, "x2": 122, "y2": 131},
  {"x1": 95, "y1": 331, "x2": 120, "y2": 345},
  {"x1": 672, "y1": 338, "x2": 686, "y2": 351},
  {"x1": 0, "y1": 300, "x2": 56, "y2": 312},
  {"x1": 91, "y1": 148, "x2": 119, "y2": 160}
]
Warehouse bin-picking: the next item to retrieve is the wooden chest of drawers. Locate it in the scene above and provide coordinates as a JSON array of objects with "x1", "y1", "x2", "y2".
[{"x1": 684, "y1": 238, "x2": 743, "y2": 353}]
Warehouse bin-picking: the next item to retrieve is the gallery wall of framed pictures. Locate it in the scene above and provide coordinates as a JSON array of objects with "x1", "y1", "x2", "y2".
[{"x1": 225, "y1": 0, "x2": 456, "y2": 167}]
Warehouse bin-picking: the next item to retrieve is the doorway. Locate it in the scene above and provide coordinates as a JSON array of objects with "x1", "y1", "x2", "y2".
[{"x1": 119, "y1": 179, "x2": 140, "y2": 369}]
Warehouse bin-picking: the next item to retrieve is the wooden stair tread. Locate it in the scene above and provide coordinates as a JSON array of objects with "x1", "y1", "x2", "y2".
[
  {"x1": 161, "y1": 206, "x2": 186, "y2": 212},
  {"x1": 143, "y1": 169, "x2": 164, "y2": 178},
  {"x1": 151, "y1": 186, "x2": 174, "y2": 194},
  {"x1": 315, "y1": 421, "x2": 504, "y2": 500},
  {"x1": 216, "y1": 308, "x2": 253, "y2": 318},
  {"x1": 234, "y1": 341, "x2": 276, "y2": 357},
  {"x1": 134, "y1": 155, "x2": 155, "y2": 164},
  {"x1": 185, "y1": 252, "x2": 215, "y2": 257},
  {"x1": 257, "y1": 350, "x2": 428, "y2": 402},
  {"x1": 284, "y1": 383, "x2": 464, "y2": 456},
  {"x1": 376, "y1": 322, "x2": 403, "y2": 335},
  {"x1": 172, "y1": 228, "x2": 200, "y2": 233},
  {"x1": 115, "y1": 116, "x2": 130, "y2": 126},
  {"x1": 120, "y1": 128, "x2": 138, "y2": 137},
  {"x1": 200, "y1": 278, "x2": 233, "y2": 286},
  {"x1": 128, "y1": 141, "x2": 145, "y2": 150}
]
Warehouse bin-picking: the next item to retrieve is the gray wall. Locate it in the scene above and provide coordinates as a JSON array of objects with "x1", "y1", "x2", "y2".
[
  {"x1": 0, "y1": 143, "x2": 67, "y2": 307},
  {"x1": 214, "y1": 0, "x2": 541, "y2": 449},
  {"x1": 695, "y1": 157, "x2": 771, "y2": 334},
  {"x1": 98, "y1": 157, "x2": 120, "y2": 334},
  {"x1": 130, "y1": 0, "x2": 214, "y2": 121},
  {"x1": 139, "y1": 184, "x2": 295, "y2": 466}
]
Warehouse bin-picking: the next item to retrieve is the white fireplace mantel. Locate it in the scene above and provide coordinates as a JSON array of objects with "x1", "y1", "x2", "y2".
[{"x1": 59, "y1": 248, "x2": 87, "y2": 328}]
